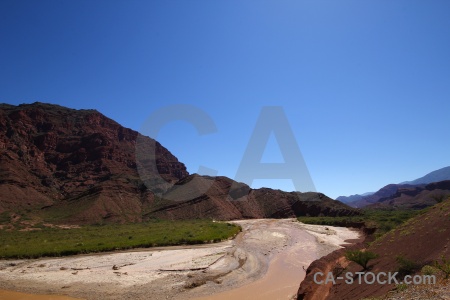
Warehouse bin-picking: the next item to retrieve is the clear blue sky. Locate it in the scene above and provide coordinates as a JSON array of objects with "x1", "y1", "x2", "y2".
[{"x1": 1, "y1": 0, "x2": 450, "y2": 198}]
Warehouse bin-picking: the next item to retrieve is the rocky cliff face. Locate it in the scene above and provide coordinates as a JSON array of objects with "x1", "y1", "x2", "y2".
[
  {"x1": 0, "y1": 102, "x2": 358, "y2": 224},
  {"x1": 0, "y1": 102, "x2": 188, "y2": 223}
]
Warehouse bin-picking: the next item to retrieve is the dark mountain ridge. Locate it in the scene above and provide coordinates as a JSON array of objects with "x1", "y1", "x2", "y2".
[
  {"x1": 367, "y1": 180, "x2": 450, "y2": 210},
  {"x1": 342, "y1": 180, "x2": 450, "y2": 209}
]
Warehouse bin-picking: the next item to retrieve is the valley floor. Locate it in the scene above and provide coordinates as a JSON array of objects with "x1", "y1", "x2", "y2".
[{"x1": 0, "y1": 219, "x2": 360, "y2": 300}]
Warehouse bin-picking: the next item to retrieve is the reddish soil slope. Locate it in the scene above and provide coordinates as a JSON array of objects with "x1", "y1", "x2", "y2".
[{"x1": 297, "y1": 198, "x2": 450, "y2": 300}]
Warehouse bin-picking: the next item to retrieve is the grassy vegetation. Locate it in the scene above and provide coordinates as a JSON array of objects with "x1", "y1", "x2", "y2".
[
  {"x1": 345, "y1": 250, "x2": 378, "y2": 270},
  {"x1": 297, "y1": 209, "x2": 420, "y2": 238},
  {"x1": 0, "y1": 220, "x2": 240, "y2": 259}
]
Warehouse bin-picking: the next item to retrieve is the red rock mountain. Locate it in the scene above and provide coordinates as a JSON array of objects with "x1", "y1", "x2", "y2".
[{"x1": 0, "y1": 103, "x2": 357, "y2": 224}]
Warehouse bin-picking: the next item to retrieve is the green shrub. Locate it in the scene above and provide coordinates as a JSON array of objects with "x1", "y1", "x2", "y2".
[
  {"x1": 395, "y1": 283, "x2": 408, "y2": 292},
  {"x1": 345, "y1": 250, "x2": 378, "y2": 270},
  {"x1": 421, "y1": 265, "x2": 439, "y2": 276},
  {"x1": 396, "y1": 255, "x2": 420, "y2": 276},
  {"x1": 434, "y1": 255, "x2": 450, "y2": 279}
]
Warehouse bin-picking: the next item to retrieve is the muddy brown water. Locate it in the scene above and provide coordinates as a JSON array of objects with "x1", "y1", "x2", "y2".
[
  {"x1": 195, "y1": 228, "x2": 318, "y2": 300},
  {"x1": 0, "y1": 289, "x2": 83, "y2": 300}
]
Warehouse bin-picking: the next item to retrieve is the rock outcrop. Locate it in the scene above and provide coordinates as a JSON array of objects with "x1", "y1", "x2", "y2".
[{"x1": 0, "y1": 102, "x2": 187, "y2": 223}]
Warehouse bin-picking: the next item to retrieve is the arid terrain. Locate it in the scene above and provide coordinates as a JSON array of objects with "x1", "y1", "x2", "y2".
[
  {"x1": 2, "y1": 102, "x2": 448, "y2": 300},
  {"x1": 0, "y1": 219, "x2": 360, "y2": 300}
]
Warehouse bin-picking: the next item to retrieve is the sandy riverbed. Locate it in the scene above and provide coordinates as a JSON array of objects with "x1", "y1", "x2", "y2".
[{"x1": 0, "y1": 219, "x2": 360, "y2": 300}]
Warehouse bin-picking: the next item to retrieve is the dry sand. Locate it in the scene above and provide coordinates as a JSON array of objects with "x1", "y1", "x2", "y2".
[{"x1": 0, "y1": 219, "x2": 360, "y2": 300}]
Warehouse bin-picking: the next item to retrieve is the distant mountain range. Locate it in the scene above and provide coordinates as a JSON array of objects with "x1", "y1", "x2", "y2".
[
  {"x1": 337, "y1": 166, "x2": 450, "y2": 208},
  {"x1": 400, "y1": 166, "x2": 450, "y2": 185},
  {"x1": 336, "y1": 192, "x2": 374, "y2": 204}
]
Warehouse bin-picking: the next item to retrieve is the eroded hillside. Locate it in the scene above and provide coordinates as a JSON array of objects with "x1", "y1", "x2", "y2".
[{"x1": 0, "y1": 102, "x2": 357, "y2": 225}]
